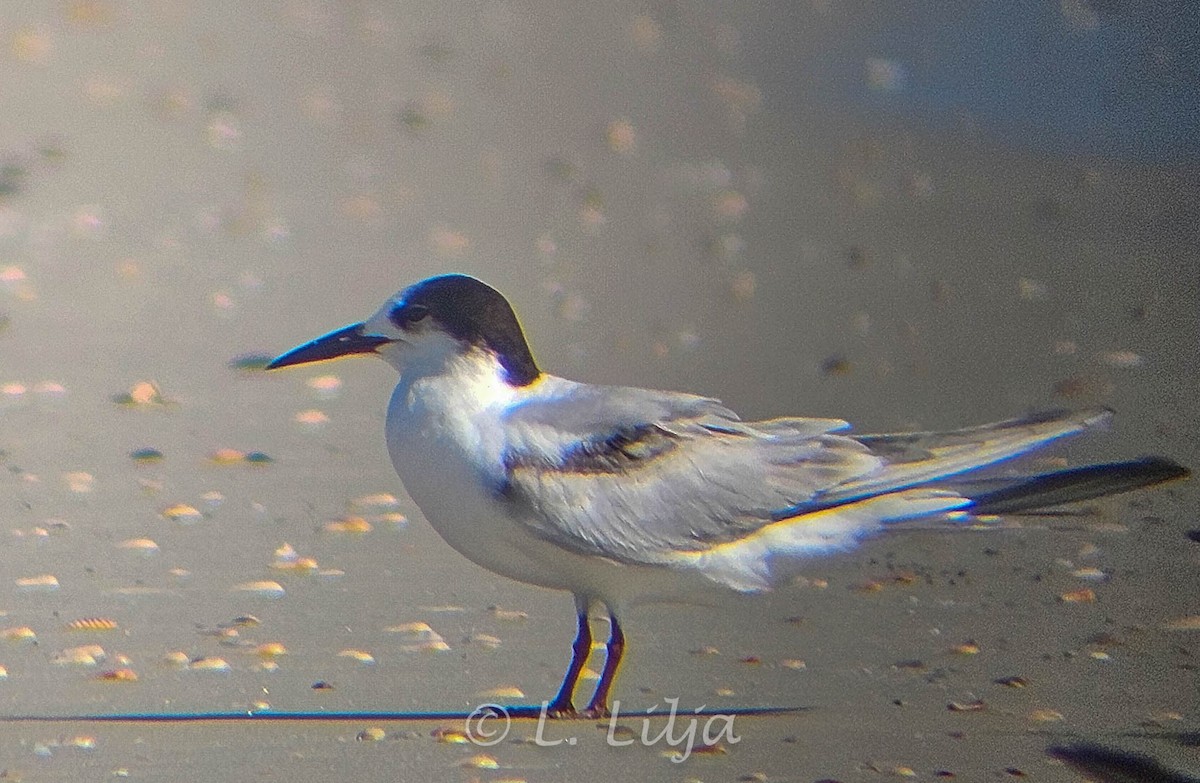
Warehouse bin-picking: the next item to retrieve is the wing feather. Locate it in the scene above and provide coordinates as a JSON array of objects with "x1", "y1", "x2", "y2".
[
  {"x1": 499, "y1": 385, "x2": 1110, "y2": 569},
  {"x1": 498, "y1": 382, "x2": 874, "y2": 564}
]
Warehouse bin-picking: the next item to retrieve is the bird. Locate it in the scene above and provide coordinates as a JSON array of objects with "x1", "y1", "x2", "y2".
[{"x1": 267, "y1": 273, "x2": 1188, "y2": 718}]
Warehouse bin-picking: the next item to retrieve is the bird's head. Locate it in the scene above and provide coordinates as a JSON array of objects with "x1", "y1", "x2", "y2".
[{"x1": 267, "y1": 273, "x2": 542, "y2": 387}]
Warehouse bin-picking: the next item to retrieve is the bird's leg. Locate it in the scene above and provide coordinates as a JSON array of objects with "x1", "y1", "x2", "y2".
[
  {"x1": 546, "y1": 604, "x2": 591, "y2": 718},
  {"x1": 582, "y1": 613, "x2": 625, "y2": 719}
]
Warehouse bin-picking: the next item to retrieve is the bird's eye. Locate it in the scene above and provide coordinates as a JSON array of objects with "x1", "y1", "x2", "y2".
[{"x1": 389, "y1": 303, "x2": 430, "y2": 329}]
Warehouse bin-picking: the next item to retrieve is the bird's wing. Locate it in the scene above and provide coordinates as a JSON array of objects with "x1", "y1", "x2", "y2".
[
  {"x1": 499, "y1": 392, "x2": 1115, "y2": 567},
  {"x1": 781, "y1": 408, "x2": 1115, "y2": 515},
  {"x1": 497, "y1": 382, "x2": 879, "y2": 564}
]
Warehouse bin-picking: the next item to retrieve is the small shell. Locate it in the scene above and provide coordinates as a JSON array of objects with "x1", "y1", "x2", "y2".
[
  {"x1": 130, "y1": 381, "x2": 161, "y2": 404},
  {"x1": 780, "y1": 659, "x2": 807, "y2": 670},
  {"x1": 16, "y1": 574, "x2": 60, "y2": 592},
  {"x1": 948, "y1": 699, "x2": 986, "y2": 712},
  {"x1": 385, "y1": 621, "x2": 439, "y2": 639},
  {"x1": 200, "y1": 627, "x2": 236, "y2": 643},
  {"x1": 118, "y1": 538, "x2": 160, "y2": 554},
  {"x1": 254, "y1": 642, "x2": 287, "y2": 659},
  {"x1": 161, "y1": 503, "x2": 203, "y2": 523},
  {"x1": 208, "y1": 448, "x2": 247, "y2": 465},
  {"x1": 66, "y1": 735, "x2": 97, "y2": 750},
  {"x1": 430, "y1": 726, "x2": 471, "y2": 744},
  {"x1": 1161, "y1": 615, "x2": 1200, "y2": 631},
  {"x1": 66, "y1": 617, "x2": 119, "y2": 631},
  {"x1": 0, "y1": 665, "x2": 7, "y2": 679},
  {"x1": 1029, "y1": 708, "x2": 1064, "y2": 722},
  {"x1": 1099, "y1": 350, "x2": 1143, "y2": 368},
  {"x1": 476, "y1": 686, "x2": 524, "y2": 699},
  {"x1": 487, "y1": 606, "x2": 529, "y2": 622},
  {"x1": 94, "y1": 668, "x2": 138, "y2": 682},
  {"x1": 233, "y1": 580, "x2": 285, "y2": 599},
  {"x1": 70, "y1": 644, "x2": 106, "y2": 658},
  {"x1": 271, "y1": 556, "x2": 318, "y2": 573},
  {"x1": 356, "y1": 727, "x2": 386, "y2": 742},
  {"x1": 386, "y1": 622, "x2": 449, "y2": 652},
  {"x1": 53, "y1": 647, "x2": 100, "y2": 666},
  {"x1": 323, "y1": 516, "x2": 372, "y2": 534},
  {"x1": 951, "y1": 641, "x2": 980, "y2": 655},
  {"x1": 338, "y1": 649, "x2": 376, "y2": 665},
  {"x1": 994, "y1": 675, "x2": 1028, "y2": 688},
  {"x1": 460, "y1": 754, "x2": 500, "y2": 770},
  {"x1": 294, "y1": 409, "x2": 329, "y2": 427},
  {"x1": 228, "y1": 615, "x2": 261, "y2": 627},
  {"x1": 351, "y1": 493, "x2": 400, "y2": 510},
  {"x1": 113, "y1": 380, "x2": 170, "y2": 406},
  {"x1": 129, "y1": 447, "x2": 164, "y2": 463},
  {"x1": 2, "y1": 626, "x2": 37, "y2": 643},
  {"x1": 64, "y1": 471, "x2": 96, "y2": 493},
  {"x1": 471, "y1": 633, "x2": 502, "y2": 649},
  {"x1": 190, "y1": 657, "x2": 231, "y2": 672},
  {"x1": 1059, "y1": 588, "x2": 1096, "y2": 603},
  {"x1": 162, "y1": 651, "x2": 191, "y2": 667}
]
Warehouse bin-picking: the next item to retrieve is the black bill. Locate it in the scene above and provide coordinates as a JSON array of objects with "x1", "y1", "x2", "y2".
[{"x1": 266, "y1": 322, "x2": 389, "y2": 370}]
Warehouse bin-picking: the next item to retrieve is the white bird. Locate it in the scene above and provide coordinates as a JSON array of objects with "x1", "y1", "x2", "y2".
[{"x1": 268, "y1": 273, "x2": 1187, "y2": 718}]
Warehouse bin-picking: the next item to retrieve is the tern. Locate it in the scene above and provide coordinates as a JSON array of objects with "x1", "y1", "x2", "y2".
[{"x1": 268, "y1": 273, "x2": 1187, "y2": 718}]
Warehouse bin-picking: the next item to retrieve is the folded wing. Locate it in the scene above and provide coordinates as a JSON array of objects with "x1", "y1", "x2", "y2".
[{"x1": 498, "y1": 394, "x2": 1170, "y2": 582}]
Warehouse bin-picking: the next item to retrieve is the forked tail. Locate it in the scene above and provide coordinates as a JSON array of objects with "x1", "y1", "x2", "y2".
[{"x1": 966, "y1": 456, "x2": 1188, "y2": 514}]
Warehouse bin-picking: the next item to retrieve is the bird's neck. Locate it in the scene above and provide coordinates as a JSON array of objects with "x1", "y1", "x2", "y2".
[{"x1": 399, "y1": 348, "x2": 519, "y2": 420}]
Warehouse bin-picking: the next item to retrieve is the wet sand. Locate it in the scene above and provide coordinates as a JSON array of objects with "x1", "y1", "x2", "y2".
[{"x1": 0, "y1": 3, "x2": 1196, "y2": 781}]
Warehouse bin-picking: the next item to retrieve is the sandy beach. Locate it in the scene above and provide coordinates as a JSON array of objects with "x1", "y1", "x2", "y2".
[{"x1": 0, "y1": 3, "x2": 1196, "y2": 780}]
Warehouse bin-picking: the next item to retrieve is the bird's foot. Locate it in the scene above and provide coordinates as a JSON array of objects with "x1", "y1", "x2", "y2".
[
  {"x1": 544, "y1": 698, "x2": 579, "y2": 719},
  {"x1": 542, "y1": 699, "x2": 611, "y2": 719},
  {"x1": 580, "y1": 702, "x2": 612, "y2": 720}
]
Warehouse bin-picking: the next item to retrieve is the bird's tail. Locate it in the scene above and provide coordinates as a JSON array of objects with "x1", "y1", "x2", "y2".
[
  {"x1": 684, "y1": 409, "x2": 1188, "y2": 593},
  {"x1": 964, "y1": 456, "x2": 1188, "y2": 515}
]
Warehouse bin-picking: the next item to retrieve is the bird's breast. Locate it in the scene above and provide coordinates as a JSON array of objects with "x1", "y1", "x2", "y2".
[{"x1": 383, "y1": 380, "x2": 566, "y2": 588}]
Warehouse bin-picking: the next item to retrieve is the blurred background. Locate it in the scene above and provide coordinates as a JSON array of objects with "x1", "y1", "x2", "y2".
[{"x1": 0, "y1": 2, "x2": 1196, "y2": 780}]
